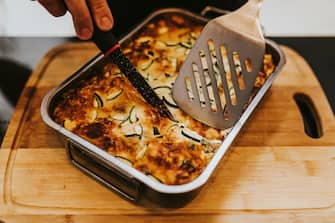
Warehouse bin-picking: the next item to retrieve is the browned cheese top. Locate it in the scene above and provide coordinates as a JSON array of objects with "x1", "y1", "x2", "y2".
[{"x1": 53, "y1": 13, "x2": 275, "y2": 185}]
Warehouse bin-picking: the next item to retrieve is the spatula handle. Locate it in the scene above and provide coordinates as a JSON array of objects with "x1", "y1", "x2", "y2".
[
  {"x1": 238, "y1": 0, "x2": 263, "y2": 19},
  {"x1": 216, "y1": 0, "x2": 264, "y2": 39}
]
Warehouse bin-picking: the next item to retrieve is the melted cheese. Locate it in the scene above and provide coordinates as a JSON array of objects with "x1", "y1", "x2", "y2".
[{"x1": 53, "y1": 14, "x2": 275, "y2": 185}]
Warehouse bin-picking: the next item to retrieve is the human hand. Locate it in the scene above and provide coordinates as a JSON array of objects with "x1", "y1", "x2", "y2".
[{"x1": 37, "y1": 0, "x2": 114, "y2": 40}]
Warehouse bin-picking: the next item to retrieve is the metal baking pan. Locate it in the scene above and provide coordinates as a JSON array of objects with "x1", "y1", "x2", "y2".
[{"x1": 41, "y1": 8, "x2": 286, "y2": 207}]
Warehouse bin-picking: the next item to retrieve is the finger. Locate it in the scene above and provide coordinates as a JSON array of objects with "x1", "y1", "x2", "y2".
[
  {"x1": 38, "y1": 0, "x2": 67, "y2": 17},
  {"x1": 65, "y1": 0, "x2": 93, "y2": 40},
  {"x1": 87, "y1": 0, "x2": 114, "y2": 31}
]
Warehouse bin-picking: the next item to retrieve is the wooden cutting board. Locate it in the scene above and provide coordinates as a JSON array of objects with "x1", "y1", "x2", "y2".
[{"x1": 1, "y1": 43, "x2": 335, "y2": 223}]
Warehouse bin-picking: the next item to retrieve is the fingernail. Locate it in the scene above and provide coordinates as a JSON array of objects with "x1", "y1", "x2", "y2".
[
  {"x1": 78, "y1": 27, "x2": 92, "y2": 40},
  {"x1": 100, "y1": 16, "x2": 113, "y2": 29}
]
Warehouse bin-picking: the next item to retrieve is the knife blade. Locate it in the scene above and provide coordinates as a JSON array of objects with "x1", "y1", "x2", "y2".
[{"x1": 92, "y1": 27, "x2": 174, "y2": 120}]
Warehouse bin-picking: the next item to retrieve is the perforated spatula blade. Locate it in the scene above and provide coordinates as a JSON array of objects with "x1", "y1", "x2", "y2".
[{"x1": 172, "y1": 0, "x2": 265, "y2": 129}]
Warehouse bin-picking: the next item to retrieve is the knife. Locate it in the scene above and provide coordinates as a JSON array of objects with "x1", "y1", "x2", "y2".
[{"x1": 92, "y1": 25, "x2": 174, "y2": 120}]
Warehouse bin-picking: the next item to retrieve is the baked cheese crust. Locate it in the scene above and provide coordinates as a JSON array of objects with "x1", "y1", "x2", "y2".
[{"x1": 53, "y1": 13, "x2": 275, "y2": 185}]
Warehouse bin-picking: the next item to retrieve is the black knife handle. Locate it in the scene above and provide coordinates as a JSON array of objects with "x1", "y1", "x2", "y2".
[
  {"x1": 109, "y1": 48, "x2": 175, "y2": 120},
  {"x1": 90, "y1": 23, "x2": 174, "y2": 120},
  {"x1": 92, "y1": 23, "x2": 119, "y2": 54},
  {"x1": 59, "y1": 1, "x2": 118, "y2": 53}
]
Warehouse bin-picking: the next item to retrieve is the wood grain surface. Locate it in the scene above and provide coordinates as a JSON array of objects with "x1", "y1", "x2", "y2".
[{"x1": 1, "y1": 42, "x2": 335, "y2": 222}]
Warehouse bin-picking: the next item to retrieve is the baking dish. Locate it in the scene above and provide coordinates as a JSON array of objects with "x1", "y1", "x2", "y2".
[{"x1": 41, "y1": 8, "x2": 286, "y2": 206}]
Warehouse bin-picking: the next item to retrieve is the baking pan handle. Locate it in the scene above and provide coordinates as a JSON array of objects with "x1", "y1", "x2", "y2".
[
  {"x1": 66, "y1": 139, "x2": 142, "y2": 202},
  {"x1": 200, "y1": 6, "x2": 231, "y2": 18}
]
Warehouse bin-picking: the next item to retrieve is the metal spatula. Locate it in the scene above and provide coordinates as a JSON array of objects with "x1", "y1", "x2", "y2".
[{"x1": 172, "y1": 0, "x2": 265, "y2": 129}]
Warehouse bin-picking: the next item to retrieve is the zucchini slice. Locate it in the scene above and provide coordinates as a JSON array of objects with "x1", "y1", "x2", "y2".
[
  {"x1": 152, "y1": 126, "x2": 163, "y2": 138},
  {"x1": 153, "y1": 86, "x2": 178, "y2": 108},
  {"x1": 106, "y1": 89, "x2": 123, "y2": 101},
  {"x1": 115, "y1": 155, "x2": 133, "y2": 166},
  {"x1": 147, "y1": 174, "x2": 163, "y2": 183},
  {"x1": 164, "y1": 41, "x2": 179, "y2": 47},
  {"x1": 163, "y1": 96, "x2": 178, "y2": 108},
  {"x1": 168, "y1": 57, "x2": 178, "y2": 70},
  {"x1": 180, "y1": 159, "x2": 193, "y2": 169},
  {"x1": 88, "y1": 110, "x2": 98, "y2": 123},
  {"x1": 124, "y1": 124, "x2": 143, "y2": 139},
  {"x1": 164, "y1": 72, "x2": 172, "y2": 78},
  {"x1": 155, "y1": 40, "x2": 166, "y2": 48},
  {"x1": 109, "y1": 114, "x2": 128, "y2": 123},
  {"x1": 153, "y1": 86, "x2": 171, "y2": 98},
  {"x1": 189, "y1": 32, "x2": 197, "y2": 40},
  {"x1": 147, "y1": 50, "x2": 155, "y2": 57},
  {"x1": 128, "y1": 106, "x2": 138, "y2": 123},
  {"x1": 136, "y1": 145, "x2": 148, "y2": 160},
  {"x1": 140, "y1": 59, "x2": 155, "y2": 71},
  {"x1": 134, "y1": 124, "x2": 143, "y2": 135},
  {"x1": 180, "y1": 41, "x2": 192, "y2": 49},
  {"x1": 110, "y1": 106, "x2": 137, "y2": 126},
  {"x1": 181, "y1": 128, "x2": 203, "y2": 143},
  {"x1": 93, "y1": 93, "x2": 103, "y2": 108},
  {"x1": 153, "y1": 126, "x2": 160, "y2": 135},
  {"x1": 63, "y1": 118, "x2": 77, "y2": 130}
]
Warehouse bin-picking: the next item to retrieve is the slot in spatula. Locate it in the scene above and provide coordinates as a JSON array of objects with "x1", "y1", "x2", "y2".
[{"x1": 172, "y1": 0, "x2": 265, "y2": 129}]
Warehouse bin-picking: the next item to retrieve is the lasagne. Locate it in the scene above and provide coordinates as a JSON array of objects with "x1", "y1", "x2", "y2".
[{"x1": 52, "y1": 13, "x2": 275, "y2": 185}]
